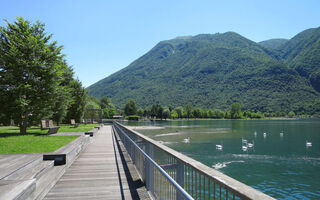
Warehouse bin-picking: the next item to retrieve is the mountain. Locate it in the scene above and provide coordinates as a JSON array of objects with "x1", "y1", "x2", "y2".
[
  {"x1": 259, "y1": 39, "x2": 288, "y2": 49},
  {"x1": 88, "y1": 30, "x2": 320, "y2": 114},
  {"x1": 278, "y1": 27, "x2": 320, "y2": 92}
]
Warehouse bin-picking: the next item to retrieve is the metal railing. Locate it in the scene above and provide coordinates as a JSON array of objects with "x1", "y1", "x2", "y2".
[{"x1": 113, "y1": 121, "x2": 275, "y2": 200}]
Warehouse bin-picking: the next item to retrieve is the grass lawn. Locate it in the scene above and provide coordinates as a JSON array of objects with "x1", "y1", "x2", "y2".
[
  {"x1": 78, "y1": 123, "x2": 100, "y2": 128},
  {"x1": 0, "y1": 125, "x2": 92, "y2": 154},
  {"x1": 58, "y1": 125, "x2": 92, "y2": 133}
]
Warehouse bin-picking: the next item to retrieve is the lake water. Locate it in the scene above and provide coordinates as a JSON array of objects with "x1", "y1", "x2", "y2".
[{"x1": 123, "y1": 119, "x2": 320, "y2": 200}]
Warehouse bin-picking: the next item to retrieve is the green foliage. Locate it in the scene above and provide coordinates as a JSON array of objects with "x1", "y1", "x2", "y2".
[
  {"x1": 287, "y1": 111, "x2": 295, "y2": 118},
  {"x1": 127, "y1": 115, "x2": 139, "y2": 121},
  {"x1": 230, "y1": 103, "x2": 242, "y2": 119},
  {"x1": 0, "y1": 17, "x2": 63, "y2": 133},
  {"x1": 279, "y1": 27, "x2": 320, "y2": 92},
  {"x1": 259, "y1": 39, "x2": 288, "y2": 49},
  {"x1": 124, "y1": 99, "x2": 137, "y2": 116},
  {"x1": 184, "y1": 104, "x2": 193, "y2": 119},
  {"x1": 0, "y1": 17, "x2": 87, "y2": 131},
  {"x1": 162, "y1": 108, "x2": 170, "y2": 119},
  {"x1": 88, "y1": 29, "x2": 320, "y2": 115},
  {"x1": 64, "y1": 80, "x2": 87, "y2": 123},
  {"x1": 170, "y1": 110, "x2": 178, "y2": 119},
  {"x1": 310, "y1": 69, "x2": 320, "y2": 92},
  {"x1": 99, "y1": 96, "x2": 116, "y2": 119}
]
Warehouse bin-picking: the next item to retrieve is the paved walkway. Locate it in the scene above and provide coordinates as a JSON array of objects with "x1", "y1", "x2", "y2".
[{"x1": 44, "y1": 125, "x2": 150, "y2": 200}]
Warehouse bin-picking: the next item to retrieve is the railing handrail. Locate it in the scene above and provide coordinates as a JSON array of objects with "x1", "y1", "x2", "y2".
[
  {"x1": 113, "y1": 123, "x2": 194, "y2": 200},
  {"x1": 114, "y1": 121, "x2": 275, "y2": 200}
]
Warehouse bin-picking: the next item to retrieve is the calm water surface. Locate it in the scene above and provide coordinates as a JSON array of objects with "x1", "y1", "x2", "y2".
[{"x1": 123, "y1": 119, "x2": 320, "y2": 200}]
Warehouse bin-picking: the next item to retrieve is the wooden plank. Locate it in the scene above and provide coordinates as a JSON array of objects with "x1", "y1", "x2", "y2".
[
  {"x1": 44, "y1": 125, "x2": 150, "y2": 200},
  {"x1": 0, "y1": 154, "x2": 42, "y2": 180}
]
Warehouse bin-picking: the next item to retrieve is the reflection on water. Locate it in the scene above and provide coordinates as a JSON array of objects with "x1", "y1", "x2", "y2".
[{"x1": 123, "y1": 119, "x2": 320, "y2": 200}]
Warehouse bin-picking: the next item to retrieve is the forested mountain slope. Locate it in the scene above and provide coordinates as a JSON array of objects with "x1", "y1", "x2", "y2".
[
  {"x1": 259, "y1": 38, "x2": 288, "y2": 49},
  {"x1": 88, "y1": 30, "x2": 320, "y2": 114}
]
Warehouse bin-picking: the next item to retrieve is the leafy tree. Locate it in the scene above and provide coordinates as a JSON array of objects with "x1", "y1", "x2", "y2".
[
  {"x1": 137, "y1": 108, "x2": 144, "y2": 117},
  {"x1": 0, "y1": 17, "x2": 64, "y2": 134},
  {"x1": 65, "y1": 80, "x2": 87, "y2": 123},
  {"x1": 102, "y1": 105, "x2": 116, "y2": 119},
  {"x1": 207, "y1": 109, "x2": 214, "y2": 118},
  {"x1": 170, "y1": 110, "x2": 178, "y2": 119},
  {"x1": 157, "y1": 105, "x2": 164, "y2": 119},
  {"x1": 214, "y1": 110, "x2": 225, "y2": 119},
  {"x1": 52, "y1": 65, "x2": 74, "y2": 125},
  {"x1": 100, "y1": 96, "x2": 111, "y2": 109},
  {"x1": 230, "y1": 103, "x2": 242, "y2": 119},
  {"x1": 288, "y1": 111, "x2": 295, "y2": 118},
  {"x1": 124, "y1": 99, "x2": 137, "y2": 116},
  {"x1": 162, "y1": 108, "x2": 170, "y2": 120},
  {"x1": 175, "y1": 107, "x2": 183, "y2": 118},
  {"x1": 184, "y1": 104, "x2": 193, "y2": 119}
]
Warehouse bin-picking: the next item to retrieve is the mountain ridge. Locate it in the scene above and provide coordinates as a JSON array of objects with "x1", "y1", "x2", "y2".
[{"x1": 87, "y1": 28, "x2": 320, "y2": 114}]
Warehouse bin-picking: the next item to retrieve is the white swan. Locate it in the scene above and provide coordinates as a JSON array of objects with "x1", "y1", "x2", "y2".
[
  {"x1": 242, "y1": 138, "x2": 247, "y2": 144},
  {"x1": 216, "y1": 143, "x2": 223, "y2": 151},
  {"x1": 263, "y1": 132, "x2": 267, "y2": 138},
  {"x1": 242, "y1": 145, "x2": 248, "y2": 151},
  {"x1": 306, "y1": 140, "x2": 312, "y2": 147},
  {"x1": 183, "y1": 137, "x2": 190, "y2": 143},
  {"x1": 247, "y1": 141, "x2": 254, "y2": 148}
]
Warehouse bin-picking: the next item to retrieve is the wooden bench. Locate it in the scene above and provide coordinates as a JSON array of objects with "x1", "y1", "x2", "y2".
[
  {"x1": 70, "y1": 119, "x2": 79, "y2": 128},
  {"x1": 40, "y1": 120, "x2": 60, "y2": 135}
]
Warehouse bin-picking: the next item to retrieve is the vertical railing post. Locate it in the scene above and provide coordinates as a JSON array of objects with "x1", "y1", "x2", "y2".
[{"x1": 177, "y1": 160, "x2": 185, "y2": 200}]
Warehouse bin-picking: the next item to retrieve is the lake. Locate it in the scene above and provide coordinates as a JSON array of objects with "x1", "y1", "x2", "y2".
[{"x1": 123, "y1": 119, "x2": 320, "y2": 200}]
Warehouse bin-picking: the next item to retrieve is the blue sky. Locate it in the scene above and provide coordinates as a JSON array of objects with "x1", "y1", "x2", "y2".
[{"x1": 1, "y1": 0, "x2": 320, "y2": 87}]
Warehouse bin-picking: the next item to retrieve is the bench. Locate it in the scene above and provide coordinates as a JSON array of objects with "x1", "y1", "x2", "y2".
[
  {"x1": 40, "y1": 120, "x2": 60, "y2": 135},
  {"x1": 70, "y1": 119, "x2": 79, "y2": 128}
]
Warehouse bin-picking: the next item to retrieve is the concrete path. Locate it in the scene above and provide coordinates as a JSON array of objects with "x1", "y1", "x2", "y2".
[{"x1": 44, "y1": 125, "x2": 150, "y2": 200}]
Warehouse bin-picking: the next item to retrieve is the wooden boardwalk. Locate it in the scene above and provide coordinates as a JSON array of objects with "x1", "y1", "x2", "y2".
[{"x1": 44, "y1": 125, "x2": 150, "y2": 200}]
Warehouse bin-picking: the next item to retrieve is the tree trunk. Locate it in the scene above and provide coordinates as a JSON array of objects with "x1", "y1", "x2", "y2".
[{"x1": 19, "y1": 121, "x2": 27, "y2": 135}]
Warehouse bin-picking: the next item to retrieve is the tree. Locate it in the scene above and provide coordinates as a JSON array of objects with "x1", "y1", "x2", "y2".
[
  {"x1": 100, "y1": 96, "x2": 111, "y2": 109},
  {"x1": 175, "y1": 107, "x2": 183, "y2": 118},
  {"x1": 157, "y1": 105, "x2": 163, "y2": 119},
  {"x1": 0, "y1": 17, "x2": 64, "y2": 134},
  {"x1": 230, "y1": 103, "x2": 242, "y2": 119},
  {"x1": 184, "y1": 104, "x2": 193, "y2": 119},
  {"x1": 170, "y1": 110, "x2": 178, "y2": 119},
  {"x1": 137, "y1": 108, "x2": 144, "y2": 117},
  {"x1": 65, "y1": 80, "x2": 87, "y2": 123},
  {"x1": 288, "y1": 111, "x2": 295, "y2": 118},
  {"x1": 162, "y1": 108, "x2": 170, "y2": 120},
  {"x1": 52, "y1": 65, "x2": 74, "y2": 125},
  {"x1": 124, "y1": 99, "x2": 137, "y2": 116}
]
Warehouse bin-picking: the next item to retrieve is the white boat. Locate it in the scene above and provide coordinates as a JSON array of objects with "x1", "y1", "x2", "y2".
[
  {"x1": 263, "y1": 132, "x2": 267, "y2": 138},
  {"x1": 280, "y1": 132, "x2": 284, "y2": 137},
  {"x1": 254, "y1": 131, "x2": 257, "y2": 137}
]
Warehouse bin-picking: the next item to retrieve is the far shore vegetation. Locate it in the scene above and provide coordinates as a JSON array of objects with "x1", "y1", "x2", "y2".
[{"x1": 90, "y1": 97, "x2": 311, "y2": 121}]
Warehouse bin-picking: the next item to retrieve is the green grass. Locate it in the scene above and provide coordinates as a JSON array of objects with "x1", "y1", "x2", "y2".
[
  {"x1": 77, "y1": 123, "x2": 99, "y2": 128},
  {"x1": 58, "y1": 125, "x2": 92, "y2": 133},
  {"x1": 0, "y1": 126, "x2": 85, "y2": 154}
]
